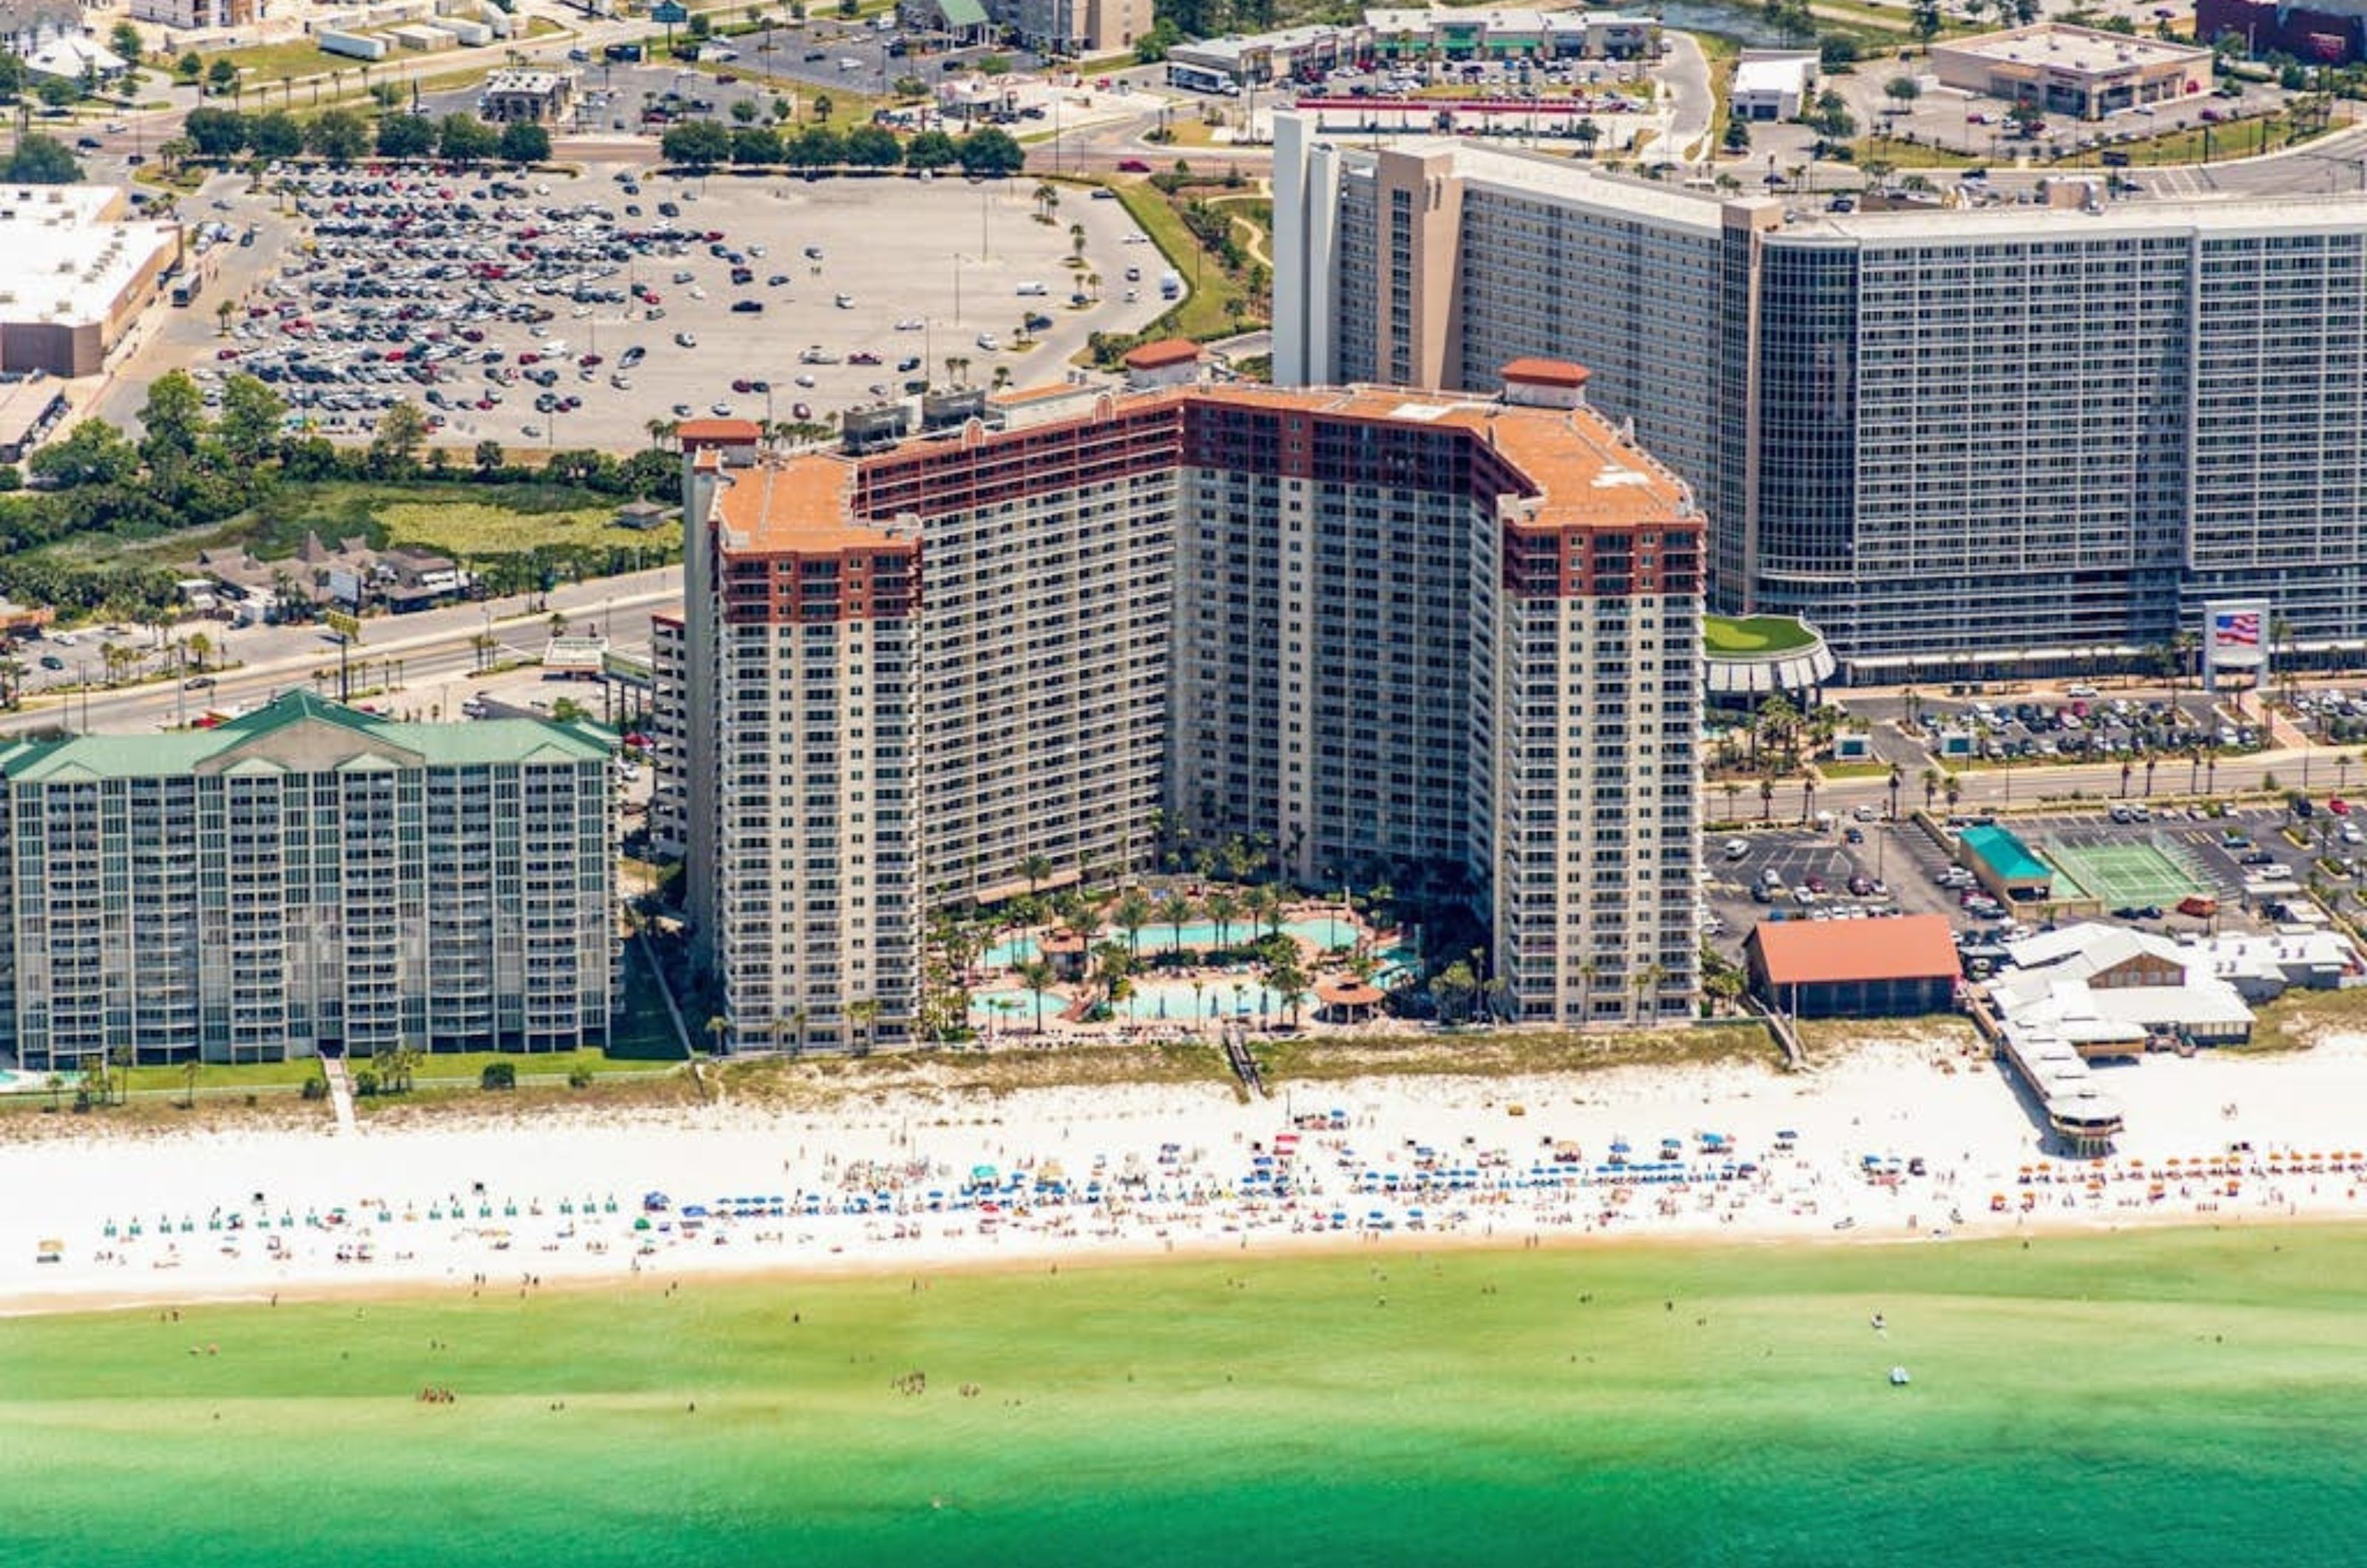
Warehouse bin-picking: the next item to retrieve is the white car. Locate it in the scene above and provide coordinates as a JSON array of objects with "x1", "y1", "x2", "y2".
[
  {"x1": 976, "y1": 332, "x2": 999, "y2": 351},
  {"x1": 895, "y1": 317, "x2": 924, "y2": 331}
]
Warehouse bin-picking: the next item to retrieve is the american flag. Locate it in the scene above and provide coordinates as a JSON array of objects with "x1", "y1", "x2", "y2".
[{"x1": 2215, "y1": 612, "x2": 2260, "y2": 648}]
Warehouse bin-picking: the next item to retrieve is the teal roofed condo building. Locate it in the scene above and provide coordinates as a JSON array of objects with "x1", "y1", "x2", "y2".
[{"x1": 0, "y1": 692, "x2": 617, "y2": 1072}]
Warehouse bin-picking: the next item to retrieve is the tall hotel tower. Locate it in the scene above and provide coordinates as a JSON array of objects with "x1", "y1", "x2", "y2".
[{"x1": 657, "y1": 368, "x2": 1704, "y2": 1046}]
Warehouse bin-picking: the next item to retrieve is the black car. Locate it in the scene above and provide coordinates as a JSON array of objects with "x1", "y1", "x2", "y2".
[
  {"x1": 2113, "y1": 904, "x2": 2165, "y2": 921},
  {"x1": 731, "y1": 300, "x2": 763, "y2": 313}
]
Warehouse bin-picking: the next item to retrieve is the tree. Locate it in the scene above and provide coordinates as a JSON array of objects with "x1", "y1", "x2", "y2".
[
  {"x1": 1885, "y1": 75, "x2": 1922, "y2": 115},
  {"x1": 1909, "y1": 0, "x2": 1942, "y2": 38},
  {"x1": 206, "y1": 58, "x2": 237, "y2": 95},
  {"x1": 661, "y1": 118, "x2": 732, "y2": 169},
  {"x1": 1020, "y1": 853, "x2": 1052, "y2": 897},
  {"x1": 1203, "y1": 887, "x2": 1240, "y2": 951},
  {"x1": 498, "y1": 119, "x2": 550, "y2": 166},
  {"x1": 248, "y1": 110, "x2": 303, "y2": 160},
  {"x1": 110, "y1": 21, "x2": 143, "y2": 67},
  {"x1": 787, "y1": 125, "x2": 844, "y2": 168},
  {"x1": 36, "y1": 75, "x2": 78, "y2": 111},
  {"x1": 1573, "y1": 116, "x2": 1601, "y2": 155},
  {"x1": 370, "y1": 399, "x2": 430, "y2": 469},
  {"x1": 847, "y1": 997, "x2": 880, "y2": 1056},
  {"x1": 183, "y1": 106, "x2": 247, "y2": 158},
  {"x1": 1, "y1": 134, "x2": 81, "y2": 185},
  {"x1": 811, "y1": 91, "x2": 833, "y2": 123},
  {"x1": 2007, "y1": 97, "x2": 2045, "y2": 138},
  {"x1": 1160, "y1": 892, "x2": 1197, "y2": 955},
  {"x1": 1113, "y1": 888, "x2": 1155, "y2": 961},
  {"x1": 436, "y1": 113, "x2": 499, "y2": 165},
  {"x1": 217, "y1": 373, "x2": 286, "y2": 465},
  {"x1": 843, "y1": 124, "x2": 900, "y2": 167},
  {"x1": 1722, "y1": 115, "x2": 1751, "y2": 155},
  {"x1": 1264, "y1": 947, "x2": 1310, "y2": 1027},
  {"x1": 903, "y1": 129, "x2": 959, "y2": 171},
  {"x1": 1016, "y1": 956, "x2": 1058, "y2": 1034},
  {"x1": 308, "y1": 108, "x2": 373, "y2": 165},
  {"x1": 177, "y1": 50, "x2": 202, "y2": 81},
  {"x1": 30, "y1": 419, "x2": 137, "y2": 487},
  {"x1": 179, "y1": 1058, "x2": 200, "y2": 1110},
  {"x1": 958, "y1": 126, "x2": 1025, "y2": 178},
  {"x1": 139, "y1": 371, "x2": 209, "y2": 469},
  {"x1": 376, "y1": 112, "x2": 433, "y2": 160},
  {"x1": 1809, "y1": 88, "x2": 1856, "y2": 144}
]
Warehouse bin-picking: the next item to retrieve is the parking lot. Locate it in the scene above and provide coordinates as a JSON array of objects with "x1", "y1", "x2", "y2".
[
  {"x1": 190, "y1": 162, "x2": 1171, "y2": 452},
  {"x1": 1704, "y1": 797, "x2": 2354, "y2": 977},
  {"x1": 1908, "y1": 690, "x2": 2253, "y2": 768}
]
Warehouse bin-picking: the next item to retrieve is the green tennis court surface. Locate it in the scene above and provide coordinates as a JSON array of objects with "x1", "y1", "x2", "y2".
[{"x1": 2047, "y1": 839, "x2": 2204, "y2": 908}]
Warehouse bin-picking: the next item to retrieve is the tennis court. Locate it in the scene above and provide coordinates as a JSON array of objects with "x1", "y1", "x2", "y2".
[{"x1": 2046, "y1": 838, "x2": 2204, "y2": 908}]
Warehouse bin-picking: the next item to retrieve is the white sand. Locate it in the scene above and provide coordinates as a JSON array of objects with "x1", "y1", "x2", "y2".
[{"x1": 7, "y1": 1033, "x2": 2367, "y2": 1314}]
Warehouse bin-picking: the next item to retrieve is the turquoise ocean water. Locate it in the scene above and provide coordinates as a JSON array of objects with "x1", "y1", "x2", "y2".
[{"x1": 7, "y1": 1226, "x2": 2367, "y2": 1567}]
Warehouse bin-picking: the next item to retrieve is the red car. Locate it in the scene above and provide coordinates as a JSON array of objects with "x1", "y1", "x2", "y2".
[
  {"x1": 1117, "y1": 158, "x2": 1152, "y2": 174},
  {"x1": 2332, "y1": 798, "x2": 2352, "y2": 817}
]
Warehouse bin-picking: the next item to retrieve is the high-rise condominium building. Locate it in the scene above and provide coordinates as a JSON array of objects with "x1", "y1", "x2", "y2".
[
  {"x1": 1273, "y1": 115, "x2": 2367, "y2": 677},
  {"x1": 0, "y1": 694, "x2": 616, "y2": 1072},
  {"x1": 662, "y1": 374, "x2": 1704, "y2": 1046}
]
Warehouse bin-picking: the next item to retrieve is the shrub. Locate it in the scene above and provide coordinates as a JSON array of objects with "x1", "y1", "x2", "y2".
[
  {"x1": 301, "y1": 1075, "x2": 329, "y2": 1101},
  {"x1": 353, "y1": 1069, "x2": 379, "y2": 1097},
  {"x1": 481, "y1": 1061, "x2": 517, "y2": 1091},
  {"x1": 567, "y1": 1066, "x2": 594, "y2": 1089}
]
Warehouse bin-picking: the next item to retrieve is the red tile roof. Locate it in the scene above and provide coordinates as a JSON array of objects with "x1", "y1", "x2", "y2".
[
  {"x1": 1749, "y1": 913, "x2": 1959, "y2": 987},
  {"x1": 1501, "y1": 357, "x2": 1590, "y2": 389},
  {"x1": 678, "y1": 418, "x2": 763, "y2": 444},
  {"x1": 1124, "y1": 338, "x2": 1202, "y2": 371}
]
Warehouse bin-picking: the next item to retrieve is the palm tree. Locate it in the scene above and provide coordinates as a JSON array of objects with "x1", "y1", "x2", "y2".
[
  {"x1": 1204, "y1": 887, "x2": 1240, "y2": 950},
  {"x1": 1069, "y1": 220, "x2": 1086, "y2": 260},
  {"x1": 1630, "y1": 961, "x2": 1667, "y2": 1024},
  {"x1": 1885, "y1": 764, "x2": 1902, "y2": 821},
  {"x1": 1112, "y1": 888, "x2": 1155, "y2": 962},
  {"x1": 1942, "y1": 774, "x2": 1962, "y2": 813},
  {"x1": 703, "y1": 1014, "x2": 730, "y2": 1055},
  {"x1": 215, "y1": 299, "x2": 235, "y2": 337},
  {"x1": 1800, "y1": 775, "x2": 1818, "y2": 825},
  {"x1": 1033, "y1": 181, "x2": 1057, "y2": 221},
  {"x1": 1090, "y1": 941, "x2": 1135, "y2": 1013},
  {"x1": 791, "y1": 1005, "x2": 809, "y2": 1057},
  {"x1": 1246, "y1": 882, "x2": 1285, "y2": 939},
  {"x1": 1758, "y1": 776, "x2": 1775, "y2": 822},
  {"x1": 1704, "y1": 966, "x2": 1744, "y2": 1017},
  {"x1": 1016, "y1": 957, "x2": 1058, "y2": 1035},
  {"x1": 1159, "y1": 891, "x2": 1197, "y2": 956},
  {"x1": 2144, "y1": 756, "x2": 2158, "y2": 796},
  {"x1": 847, "y1": 998, "x2": 879, "y2": 1057},
  {"x1": 1020, "y1": 853, "x2": 1052, "y2": 899},
  {"x1": 1264, "y1": 948, "x2": 1310, "y2": 1027},
  {"x1": 185, "y1": 632, "x2": 212, "y2": 672},
  {"x1": 1921, "y1": 768, "x2": 1940, "y2": 812},
  {"x1": 2120, "y1": 759, "x2": 2133, "y2": 798},
  {"x1": 109, "y1": 1044, "x2": 135, "y2": 1106},
  {"x1": 1721, "y1": 778, "x2": 1741, "y2": 824},
  {"x1": 180, "y1": 1058, "x2": 200, "y2": 1110}
]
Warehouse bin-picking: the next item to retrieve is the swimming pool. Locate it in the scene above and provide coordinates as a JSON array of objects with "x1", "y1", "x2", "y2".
[
  {"x1": 1117, "y1": 979, "x2": 1284, "y2": 1024},
  {"x1": 984, "y1": 916, "x2": 1363, "y2": 970}
]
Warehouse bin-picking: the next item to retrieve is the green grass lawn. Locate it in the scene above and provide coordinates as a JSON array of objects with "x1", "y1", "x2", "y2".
[
  {"x1": 1106, "y1": 179, "x2": 1250, "y2": 344},
  {"x1": 1704, "y1": 613, "x2": 1818, "y2": 655},
  {"x1": 34, "y1": 480, "x2": 668, "y2": 573}
]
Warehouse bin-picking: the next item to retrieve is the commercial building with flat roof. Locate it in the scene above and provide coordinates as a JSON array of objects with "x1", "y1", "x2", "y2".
[
  {"x1": 662, "y1": 371, "x2": 1704, "y2": 1047},
  {"x1": 1929, "y1": 24, "x2": 2210, "y2": 119},
  {"x1": 0, "y1": 184, "x2": 178, "y2": 378},
  {"x1": 0, "y1": 693, "x2": 616, "y2": 1070},
  {"x1": 1273, "y1": 114, "x2": 2367, "y2": 677}
]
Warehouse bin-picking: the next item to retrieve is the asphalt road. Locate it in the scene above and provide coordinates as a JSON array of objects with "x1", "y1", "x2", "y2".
[{"x1": 13, "y1": 567, "x2": 683, "y2": 738}]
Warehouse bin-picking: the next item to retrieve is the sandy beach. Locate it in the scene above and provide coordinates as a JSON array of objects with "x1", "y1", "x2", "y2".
[{"x1": 8, "y1": 1031, "x2": 2367, "y2": 1315}]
